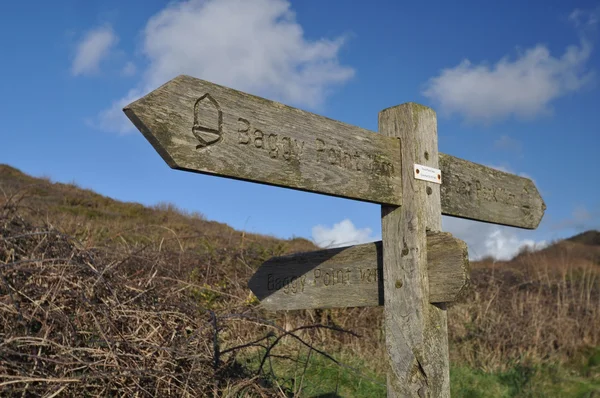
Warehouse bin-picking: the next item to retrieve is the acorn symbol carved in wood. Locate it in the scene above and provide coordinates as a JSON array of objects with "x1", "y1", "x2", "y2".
[{"x1": 192, "y1": 93, "x2": 223, "y2": 149}]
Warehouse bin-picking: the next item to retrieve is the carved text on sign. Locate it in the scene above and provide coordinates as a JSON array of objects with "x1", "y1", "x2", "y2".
[
  {"x1": 237, "y1": 118, "x2": 305, "y2": 161},
  {"x1": 314, "y1": 267, "x2": 352, "y2": 287},
  {"x1": 315, "y1": 139, "x2": 394, "y2": 177},
  {"x1": 235, "y1": 116, "x2": 395, "y2": 177},
  {"x1": 267, "y1": 274, "x2": 306, "y2": 295},
  {"x1": 266, "y1": 266, "x2": 382, "y2": 296},
  {"x1": 448, "y1": 174, "x2": 529, "y2": 207}
]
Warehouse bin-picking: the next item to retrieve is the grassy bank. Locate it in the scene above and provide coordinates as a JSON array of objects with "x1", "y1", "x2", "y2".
[{"x1": 0, "y1": 164, "x2": 598, "y2": 396}]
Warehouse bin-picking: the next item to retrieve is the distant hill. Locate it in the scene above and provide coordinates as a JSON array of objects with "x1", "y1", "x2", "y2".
[
  {"x1": 0, "y1": 163, "x2": 316, "y2": 256},
  {"x1": 1, "y1": 163, "x2": 598, "y2": 263},
  {"x1": 567, "y1": 230, "x2": 600, "y2": 246},
  {"x1": 0, "y1": 162, "x2": 598, "y2": 396},
  {"x1": 510, "y1": 229, "x2": 600, "y2": 267}
]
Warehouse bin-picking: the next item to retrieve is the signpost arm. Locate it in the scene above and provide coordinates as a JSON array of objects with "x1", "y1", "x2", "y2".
[
  {"x1": 121, "y1": 76, "x2": 547, "y2": 396},
  {"x1": 379, "y1": 103, "x2": 450, "y2": 397},
  {"x1": 124, "y1": 75, "x2": 545, "y2": 229}
]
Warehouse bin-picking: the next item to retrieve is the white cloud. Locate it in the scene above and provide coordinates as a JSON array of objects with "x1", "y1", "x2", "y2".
[
  {"x1": 554, "y1": 204, "x2": 600, "y2": 232},
  {"x1": 121, "y1": 62, "x2": 137, "y2": 77},
  {"x1": 494, "y1": 135, "x2": 522, "y2": 153},
  {"x1": 312, "y1": 219, "x2": 376, "y2": 248},
  {"x1": 99, "y1": 0, "x2": 354, "y2": 133},
  {"x1": 569, "y1": 7, "x2": 599, "y2": 29},
  {"x1": 312, "y1": 216, "x2": 548, "y2": 260},
  {"x1": 422, "y1": 38, "x2": 594, "y2": 124},
  {"x1": 443, "y1": 216, "x2": 548, "y2": 261},
  {"x1": 72, "y1": 25, "x2": 118, "y2": 76}
]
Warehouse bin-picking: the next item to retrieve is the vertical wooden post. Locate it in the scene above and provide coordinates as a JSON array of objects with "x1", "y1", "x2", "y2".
[{"x1": 379, "y1": 103, "x2": 450, "y2": 397}]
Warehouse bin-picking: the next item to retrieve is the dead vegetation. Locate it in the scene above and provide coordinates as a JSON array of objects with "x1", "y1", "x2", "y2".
[
  {"x1": 0, "y1": 200, "x2": 265, "y2": 396},
  {"x1": 449, "y1": 249, "x2": 599, "y2": 370},
  {"x1": 0, "y1": 164, "x2": 598, "y2": 396},
  {"x1": 0, "y1": 166, "x2": 372, "y2": 396}
]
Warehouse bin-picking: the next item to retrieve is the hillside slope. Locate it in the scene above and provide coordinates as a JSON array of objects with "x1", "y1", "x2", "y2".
[
  {"x1": 1, "y1": 164, "x2": 598, "y2": 397},
  {"x1": 0, "y1": 164, "x2": 316, "y2": 256},
  {"x1": 0, "y1": 164, "x2": 321, "y2": 396},
  {"x1": 568, "y1": 230, "x2": 600, "y2": 246}
]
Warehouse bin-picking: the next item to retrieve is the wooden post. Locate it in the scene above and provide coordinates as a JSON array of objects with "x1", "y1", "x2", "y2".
[
  {"x1": 124, "y1": 75, "x2": 547, "y2": 396},
  {"x1": 379, "y1": 104, "x2": 449, "y2": 396}
]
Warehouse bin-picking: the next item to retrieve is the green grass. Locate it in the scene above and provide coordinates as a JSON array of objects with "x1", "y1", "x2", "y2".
[
  {"x1": 234, "y1": 347, "x2": 600, "y2": 397},
  {"x1": 286, "y1": 354, "x2": 386, "y2": 397},
  {"x1": 451, "y1": 359, "x2": 600, "y2": 398},
  {"x1": 238, "y1": 348, "x2": 386, "y2": 397}
]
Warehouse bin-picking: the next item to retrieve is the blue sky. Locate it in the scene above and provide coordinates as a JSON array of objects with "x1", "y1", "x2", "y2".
[{"x1": 1, "y1": 0, "x2": 599, "y2": 260}]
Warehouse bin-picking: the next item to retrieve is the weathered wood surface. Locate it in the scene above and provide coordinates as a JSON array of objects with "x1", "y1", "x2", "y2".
[
  {"x1": 248, "y1": 232, "x2": 469, "y2": 311},
  {"x1": 439, "y1": 154, "x2": 546, "y2": 229},
  {"x1": 380, "y1": 104, "x2": 450, "y2": 396},
  {"x1": 124, "y1": 75, "x2": 545, "y2": 229},
  {"x1": 124, "y1": 75, "x2": 402, "y2": 205}
]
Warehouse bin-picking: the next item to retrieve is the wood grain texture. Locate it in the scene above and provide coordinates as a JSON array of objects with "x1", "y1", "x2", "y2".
[
  {"x1": 124, "y1": 75, "x2": 545, "y2": 229},
  {"x1": 249, "y1": 232, "x2": 469, "y2": 311},
  {"x1": 439, "y1": 154, "x2": 546, "y2": 228},
  {"x1": 380, "y1": 103, "x2": 450, "y2": 397},
  {"x1": 123, "y1": 75, "x2": 402, "y2": 205}
]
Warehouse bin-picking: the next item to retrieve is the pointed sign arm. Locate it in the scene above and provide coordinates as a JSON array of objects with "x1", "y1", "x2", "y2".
[
  {"x1": 248, "y1": 231, "x2": 470, "y2": 311},
  {"x1": 124, "y1": 75, "x2": 545, "y2": 229}
]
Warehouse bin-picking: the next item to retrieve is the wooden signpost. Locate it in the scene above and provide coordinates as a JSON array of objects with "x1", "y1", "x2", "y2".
[
  {"x1": 124, "y1": 75, "x2": 546, "y2": 397},
  {"x1": 249, "y1": 232, "x2": 469, "y2": 311}
]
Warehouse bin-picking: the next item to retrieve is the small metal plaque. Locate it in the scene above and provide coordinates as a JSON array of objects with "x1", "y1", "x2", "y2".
[{"x1": 414, "y1": 164, "x2": 441, "y2": 184}]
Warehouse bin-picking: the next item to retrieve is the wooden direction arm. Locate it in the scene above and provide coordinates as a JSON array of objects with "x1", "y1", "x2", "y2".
[
  {"x1": 248, "y1": 232, "x2": 470, "y2": 311},
  {"x1": 124, "y1": 75, "x2": 545, "y2": 230},
  {"x1": 439, "y1": 154, "x2": 546, "y2": 229}
]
